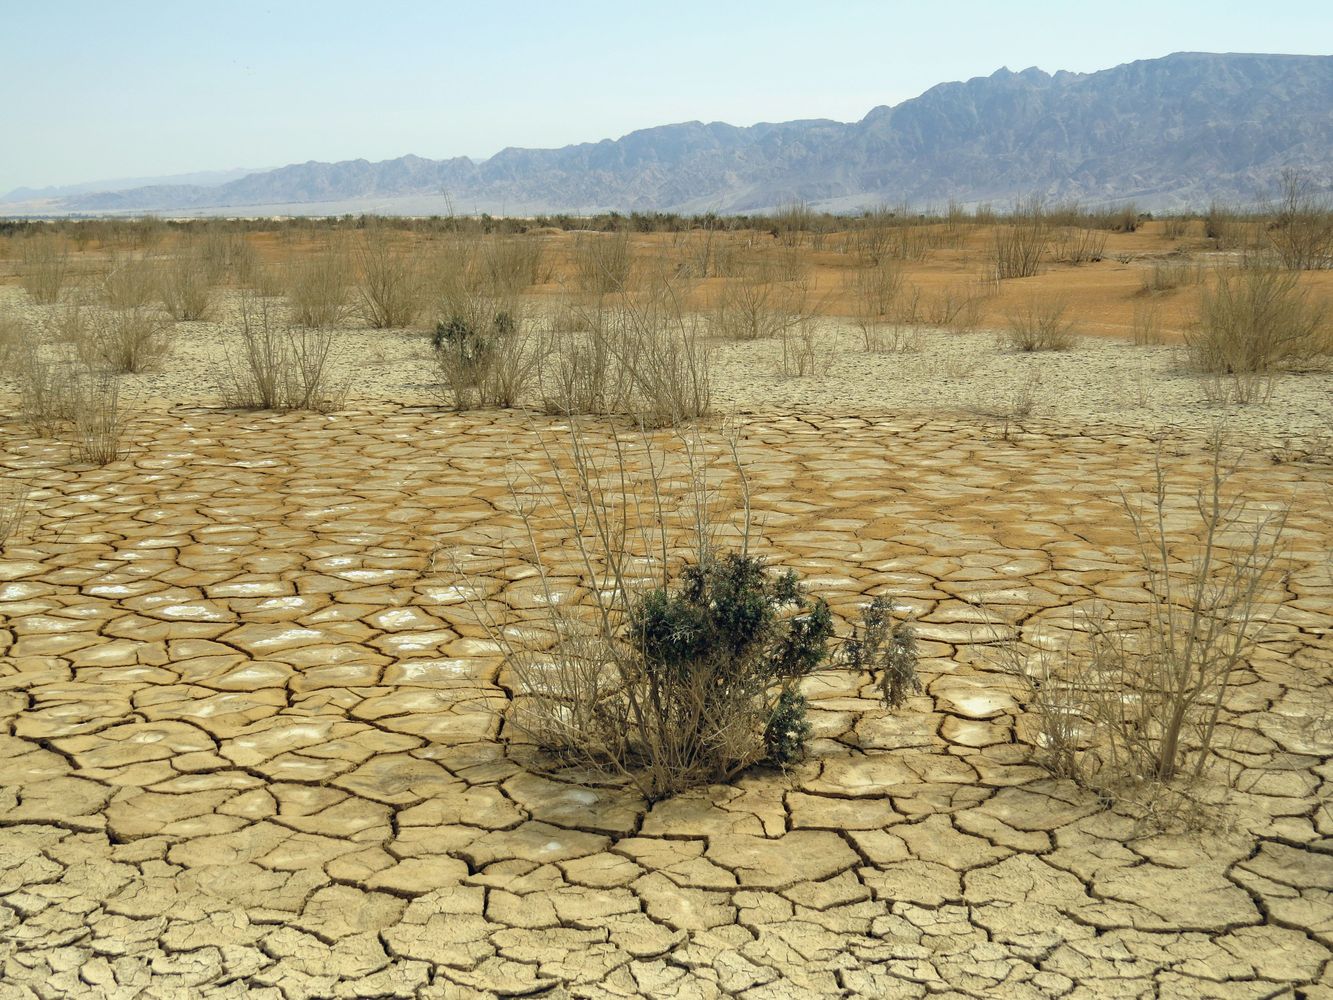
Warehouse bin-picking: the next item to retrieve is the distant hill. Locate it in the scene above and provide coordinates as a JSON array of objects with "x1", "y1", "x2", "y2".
[
  {"x1": 13, "y1": 52, "x2": 1333, "y2": 217},
  {"x1": 2, "y1": 167, "x2": 268, "y2": 204}
]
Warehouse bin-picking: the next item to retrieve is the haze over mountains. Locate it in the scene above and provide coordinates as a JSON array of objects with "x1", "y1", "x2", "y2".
[{"x1": 7, "y1": 52, "x2": 1330, "y2": 218}]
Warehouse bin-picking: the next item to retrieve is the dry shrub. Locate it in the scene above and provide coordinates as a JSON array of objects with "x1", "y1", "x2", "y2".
[
  {"x1": 573, "y1": 231, "x2": 633, "y2": 294},
  {"x1": 1140, "y1": 258, "x2": 1202, "y2": 294},
  {"x1": 357, "y1": 231, "x2": 422, "y2": 328},
  {"x1": 0, "y1": 481, "x2": 27, "y2": 547},
  {"x1": 1007, "y1": 440, "x2": 1287, "y2": 790},
  {"x1": 1132, "y1": 299, "x2": 1164, "y2": 346},
  {"x1": 926, "y1": 282, "x2": 985, "y2": 333},
  {"x1": 708, "y1": 264, "x2": 802, "y2": 341},
  {"x1": 84, "y1": 307, "x2": 173, "y2": 374},
  {"x1": 15, "y1": 347, "x2": 76, "y2": 436},
  {"x1": 158, "y1": 244, "x2": 217, "y2": 321},
  {"x1": 433, "y1": 300, "x2": 546, "y2": 410},
  {"x1": 480, "y1": 237, "x2": 546, "y2": 294},
  {"x1": 287, "y1": 244, "x2": 353, "y2": 328},
  {"x1": 545, "y1": 281, "x2": 710, "y2": 425},
  {"x1": 990, "y1": 200, "x2": 1049, "y2": 279},
  {"x1": 1266, "y1": 169, "x2": 1333, "y2": 270},
  {"x1": 18, "y1": 235, "x2": 69, "y2": 304},
  {"x1": 70, "y1": 370, "x2": 128, "y2": 465},
  {"x1": 1162, "y1": 217, "x2": 1191, "y2": 240},
  {"x1": 1003, "y1": 297, "x2": 1076, "y2": 351},
  {"x1": 1189, "y1": 266, "x2": 1330, "y2": 373},
  {"x1": 222, "y1": 295, "x2": 345, "y2": 411},
  {"x1": 101, "y1": 252, "x2": 158, "y2": 309},
  {"x1": 850, "y1": 259, "x2": 905, "y2": 350},
  {"x1": 1050, "y1": 227, "x2": 1107, "y2": 264},
  {"x1": 0, "y1": 311, "x2": 27, "y2": 368},
  {"x1": 779, "y1": 314, "x2": 830, "y2": 377}
]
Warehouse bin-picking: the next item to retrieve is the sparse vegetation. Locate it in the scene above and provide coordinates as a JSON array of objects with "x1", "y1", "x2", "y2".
[
  {"x1": 1189, "y1": 266, "x2": 1330, "y2": 373},
  {"x1": 1009, "y1": 439, "x2": 1287, "y2": 788},
  {"x1": 158, "y1": 243, "x2": 216, "y2": 321},
  {"x1": 1004, "y1": 297, "x2": 1076, "y2": 351},
  {"x1": 222, "y1": 294, "x2": 344, "y2": 410},
  {"x1": 18, "y1": 235, "x2": 69, "y2": 304},
  {"x1": 357, "y1": 230, "x2": 422, "y2": 328}
]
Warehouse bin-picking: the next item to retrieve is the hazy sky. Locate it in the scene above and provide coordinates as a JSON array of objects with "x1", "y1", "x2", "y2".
[{"x1": 4, "y1": 0, "x2": 1329, "y2": 193}]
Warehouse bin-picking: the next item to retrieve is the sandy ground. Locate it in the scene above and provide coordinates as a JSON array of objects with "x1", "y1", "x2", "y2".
[{"x1": 2, "y1": 286, "x2": 1331, "y2": 457}]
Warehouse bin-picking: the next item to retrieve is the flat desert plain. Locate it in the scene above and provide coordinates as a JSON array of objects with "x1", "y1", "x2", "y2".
[{"x1": 0, "y1": 223, "x2": 1330, "y2": 998}]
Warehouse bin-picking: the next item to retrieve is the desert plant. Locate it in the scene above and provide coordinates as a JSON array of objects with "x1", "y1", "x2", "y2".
[
  {"x1": 69, "y1": 370, "x2": 128, "y2": 465},
  {"x1": 850, "y1": 259, "x2": 905, "y2": 350},
  {"x1": 1266, "y1": 169, "x2": 1333, "y2": 270},
  {"x1": 434, "y1": 306, "x2": 544, "y2": 410},
  {"x1": 0, "y1": 311, "x2": 27, "y2": 368},
  {"x1": 1009, "y1": 440, "x2": 1287, "y2": 787},
  {"x1": 1132, "y1": 299, "x2": 1165, "y2": 346},
  {"x1": 1140, "y1": 258, "x2": 1202, "y2": 294},
  {"x1": 573, "y1": 231, "x2": 633, "y2": 294},
  {"x1": 222, "y1": 294, "x2": 343, "y2": 411},
  {"x1": 1004, "y1": 297, "x2": 1076, "y2": 351},
  {"x1": 709, "y1": 266, "x2": 797, "y2": 341},
  {"x1": 0, "y1": 482, "x2": 27, "y2": 547},
  {"x1": 926, "y1": 282, "x2": 985, "y2": 333},
  {"x1": 1050, "y1": 227, "x2": 1108, "y2": 265},
  {"x1": 1188, "y1": 266, "x2": 1330, "y2": 373},
  {"x1": 101, "y1": 251, "x2": 158, "y2": 309},
  {"x1": 449, "y1": 425, "x2": 886, "y2": 799},
  {"x1": 990, "y1": 199, "x2": 1049, "y2": 279},
  {"x1": 83, "y1": 307, "x2": 173, "y2": 374},
  {"x1": 779, "y1": 314, "x2": 829, "y2": 377},
  {"x1": 287, "y1": 244, "x2": 353, "y2": 328},
  {"x1": 158, "y1": 244, "x2": 216, "y2": 321},
  {"x1": 15, "y1": 347, "x2": 76, "y2": 436},
  {"x1": 357, "y1": 231, "x2": 422, "y2": 328},
  {"x1": 842, "y1": 595, "x2": 921, "y2": 709},
  {"x1": 18, "y1": 235, "x2": 69, "y2": 304}
]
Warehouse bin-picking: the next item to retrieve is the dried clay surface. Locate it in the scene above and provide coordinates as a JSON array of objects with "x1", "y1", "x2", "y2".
[{"x1": 1, "y1": 406, "x2": 1331, "y2": 998}]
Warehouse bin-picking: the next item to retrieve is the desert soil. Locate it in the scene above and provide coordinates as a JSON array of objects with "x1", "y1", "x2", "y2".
[{"x1": 1, "y1": 284, "x2": 1331, "y2": 996}]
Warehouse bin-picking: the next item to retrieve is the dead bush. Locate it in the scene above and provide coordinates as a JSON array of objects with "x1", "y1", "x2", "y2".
[
  {"x1": 158, "y1": 244, "x2": 217, "y2": 321},
  {"x1": 1007, "y1": 439, "x2": 1287, "y2": 789},
  {"x1": 990, "y1": 200, "x2": 1049, "y2": 279},
  {"x1": 1003, "y1": 297, "x2": 1076, "y2": 351},
  {"x1": 101, "y1": 252, "x2": 158, "y2": 309},
  {"x1": 85, "y1": 307, "x2": 173, "y2": 374},
  {"x1": 222, "y1": 295, "x2": 345, "y2": 411},
  {"x1": 1188, "y1": 266, "x2": 1330, "y2": 373},
  {"x1": 357, "y1": 231, "x2": 422, "y2": 328},
  {"x1": 287, "y1": 244, "x2": 353, "y2": 328},
  {"x1": 18, "y1": 235, "x2": 69, "y2": 304},
  {"x1": 573, "y1": 231, "x2": 633, "y2": 294}
]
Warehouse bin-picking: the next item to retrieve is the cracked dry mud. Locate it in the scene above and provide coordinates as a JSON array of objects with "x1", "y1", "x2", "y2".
[{"x1": 1, "y1": 406, "x2": 1330, "y2": 998}]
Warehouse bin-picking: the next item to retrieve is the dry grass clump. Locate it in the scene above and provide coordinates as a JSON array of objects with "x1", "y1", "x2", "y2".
[
  {"x1": 69, "y1": 370, "x2": 129, "y2": 465},
  {"x1": 15, "y1": 347, "x2": 76, "y2": 436},
  {"x1": 479, "y1": 237, "x2": 546, "y2": 294},
  {"x1": 1140, "y1": 258, "x2": 1203, "y2": 294},
  {"x1": 779, "y1": 314, "x2": 830, "y2": 377},
  {"x1": 1131, "y1": 299, "x2": 1165, "y2": 346},
  {"x1": 1188, "y1": 266, "x2": 1330, "y2": 373},
  {"x1": 357, "y1": 231, "x2": 423, "y2": 328},
  {"x1": 1050, "y1": 226, "x2": 1108, "y2": 264},
  {"x1": 925, "y1": 282, "x2": 986, "y2": 334},
  {"x1": 221, "y1": 295, "x2": 345, "y2": 411},
  {"x1": 287, "y1": 243, "x2": 353, "y2": 328},
  {"x1": 101, "y1": 252, "x2": 159, "y2": 309},
  {"x1": 0, "y1": 311, "x2": 26, "y2": 368},
  {"x1": 84, "y1": 307, "x2": 173, "y2": 374},
  {"x1": 1009, "y1": 440, "x2": 1287, "y2": 791},
  {"x1": 542, "y1": 279, "x2": 710, "y2": 426},
  {"x1": 708, "y1": 263, "x2": 808, "y2": 342},
  {"x1": 1003, "y1": 297, "x2": 1076, "y2": 351},
  {"x1": 18, "y1": 235, "x2": 69, "y2": 304},
  {"x1": 158, "y1": 244, "x2": 217, "y2": 321},
  {"x1": 573, "y1": 231, "x2": 633, "y2": 294},
  {"x1": 0, "y1": 481, "x2": 28, "y2": 547}
]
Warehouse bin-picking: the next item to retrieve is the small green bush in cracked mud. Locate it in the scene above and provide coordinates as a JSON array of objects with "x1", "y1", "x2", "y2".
[
  {"x1": 843, "y1": 595, "x2": 922, "y2": 709},
  {"x1": 627, "y1": 552, "x2": 834, "y2": 780}
]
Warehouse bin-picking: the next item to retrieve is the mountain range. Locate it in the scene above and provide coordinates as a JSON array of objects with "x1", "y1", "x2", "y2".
[{"x1": 7, "y1": 52, "x2": 1331, "y2": 218}]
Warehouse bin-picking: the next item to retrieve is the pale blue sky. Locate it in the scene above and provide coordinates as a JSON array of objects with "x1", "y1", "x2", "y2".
[{"x1": 4, "y1": 0, "x2": 1329, "y2": 193}]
